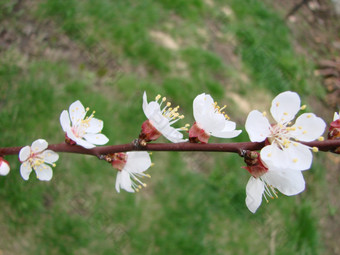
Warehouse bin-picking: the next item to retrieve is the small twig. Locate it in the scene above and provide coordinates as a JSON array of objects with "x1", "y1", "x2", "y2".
[{"x1": 0, "y1": 139, "x2": 339, "y2": 158}]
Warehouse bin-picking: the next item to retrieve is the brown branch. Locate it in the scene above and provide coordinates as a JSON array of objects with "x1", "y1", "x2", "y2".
[{"x1": 0, "y1": 139, "x2": 339, "y2": 158}]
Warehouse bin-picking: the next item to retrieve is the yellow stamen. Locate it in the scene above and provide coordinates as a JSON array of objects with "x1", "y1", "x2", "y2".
[
  {"x1": 312, "y1": 147, "x2": 318, "y2": 152},
  {"x1": 300, "y1": 105, "x2": 306, "y2": 110},
  {"x1": 318, "y1": 136, "x2": 324, "y2": 141}
]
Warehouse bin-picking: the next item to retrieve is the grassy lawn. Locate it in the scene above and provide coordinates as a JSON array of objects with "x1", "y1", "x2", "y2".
[{"x1": 0, "y1": 0, "x2": 333, "y2": 254}]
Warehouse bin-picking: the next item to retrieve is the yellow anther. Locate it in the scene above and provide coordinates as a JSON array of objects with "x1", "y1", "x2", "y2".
[
  {"x1": 162, "y1": 97, "x2": 166, "y2": 102},
  {"x1": 312, "y1": 147, "x2": 319, "y2": 152},
  {"x1": 76, "y1": 107, "x2": 79, "y2": 110},
  {"x1": 149, "y1": 152, "x2": 153, "y2": 155},
  {"x1": 143, "y1": 183, "x2": 147, "y2": 187},
  {"x1": 179, "y1": 115, "x2": 184, "y2": 119},
  {"x1": 318, "y1": 136, "x2": 324, "y2": 141},
  {"x1": 185, "y1": 124, "x2": 190, "y2": 127},
  {"x1": 146, "y1": 174, "x2": 151, "y2": 178},
  {"x1": 276, "y1": 102, "x2": 280, "y2": 107},
  {"x1": 307, "y1": 114, "x2": 312, "y2": 118},
  {"x1": 303, "y1": 131, "x2": 307, "y2": 134},
  {"x1": 52, "y1": 163, "x2": 56, "y2": 167},
  {"x1": 293, "y1": 158, "x2": 298, "y2": 163},
  {"x1": 136, "y1": 189, "x2": 139, "y2": 192},
  {"x1": 151, "y1": 163, "x2": 155, "y2": 167},
  {"x1": 298, "y1": 126, "x2": 302, "y2": 130},
  {"x1": 138, "y1": 185, "x2": 142, "y2": 189},
  {"x1": 155, "y1": 95, "x2": 161, "y2": 100},
  {"x1": 300, "y1": 105, "x2": 306, "y2": 110},
  {"x1": 166, "y1": 102, "x2": 171, "y2": 107},
  {"x1": 262, "y1": 111, "x2": 267, "y2": 116},
  {"x1": 267, "y1": 153, "x2": 272, "y2": 157},
  {"x1": 293, "y1": 142, "x2": 298, "y2": 146},
  {"x1": 86, "y1": 107, "x2": 90, "y2": 111},
  {"x1": 283, "y1": 112, "x2": 288, "y2": 116},
  {"x1": 93, "y1": 110, "x2": 96, "y2": 114}
]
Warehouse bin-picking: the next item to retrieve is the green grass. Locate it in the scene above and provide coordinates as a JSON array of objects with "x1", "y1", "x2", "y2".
[{"x1": 0, "y1": 0, "x2": 331, "y2": 254}]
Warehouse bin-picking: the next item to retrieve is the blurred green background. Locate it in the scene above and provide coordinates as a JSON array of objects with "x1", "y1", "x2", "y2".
[{"x1": 0, "y1": 0, "x2": 338, "y2": 254}]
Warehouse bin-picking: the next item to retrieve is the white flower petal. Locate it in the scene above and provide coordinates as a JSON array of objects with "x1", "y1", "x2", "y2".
[
  {"x1": 245, "y1": 110, "x2": 271, "y2": 142},
  {"x1": 69, "y1": 100, "x2": 86, "y2": 126},
  {"x1": 245, "y1": 177, "x2": 264, "y2": 213},
  {"x1": 20, "y1": 162, "x2": 32, "y2": 181},
  {"x1": 265, "y1": 169, "x2": 305, "y2": 196},
  {"x1": 31, "y1": 139, "x2": 48, "y2": 153},
  {"x1": 19, "y1": 146, "x2": 31, "y2": 162},
  {"x1": 60, "y1": 110, "x2": 70, "y2": 132},
  {"x1": 85, "y1": 118, "x2": 103, "y2": 134},
  {"x1": 119, "y1": 170, "x2": 134, "y2": 193},
  {"x1": 115, "y1": 172, "x2": 122, "y2": 193},
  {"x1": 199, "y1": 112, "x2": 226, "y2": 134},
  {"x1": 0, "y1": 160, "x2": 10, "y2": 176},
  {"x1": 261, "y1": 144, "x2": 290, "y2": 170},
  {"x1": 270, "y1": 91, "x2": 300, "y2": 124},
  {"x1": 193, "y1": 93, "x2": 214, "y2": 125},
  {"x1": 334, "y1": 112, "x2": 339, "y2": 121},
  {"x1": 125, "y1": 152, "x2": 151, "y2": 173},
  {"x1": 142, "y1": 92, "x2": 149, "y2": 117},
  {"x1": 34, "y1": 163, "x2": 53, "y2": 181},
  {"x1": 290, "y1": 113, "x2": 326, "y2": 142},
  {"x1": 41, "y1": 150, "x2": 59, "y2": 164},
  {"x1": 284, "y1": 143, "x2": 313, "y2": 171},
  {"x1": 83, "y1": 133, "x2": 109, "y2": 146},
  {"x1": 161, "y1": 126, "x2": 188, "y2": 143},
  {"x1": 66, "y1": 130, "x2": 95, "y2": 149}
]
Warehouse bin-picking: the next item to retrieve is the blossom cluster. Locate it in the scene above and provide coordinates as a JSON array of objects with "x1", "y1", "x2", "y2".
[{"x1": 1, "y1": 90, "x2": 337, "y2": 214}]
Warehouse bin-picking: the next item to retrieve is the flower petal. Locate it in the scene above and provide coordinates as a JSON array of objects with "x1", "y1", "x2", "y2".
[
  {"x1": 115, "y1": 172, "x2": 122, "y2": 193},
  {"x1": 69, "y1": 100, "x2": 86, "y2": 126},
  {"x1": 41, "y1": 150, "x2": 59, "y2": 164},
  {"x1": 261, "y1": 143, "x2": 312, "y2": 171},
  {"x1": 245, "y1": 177, "x2": 264, "y2": 213},
  {"x1": 19, "y1": 146, "x2": 31, "y2": 162},
  {"x1": 264, "y1": 169, "x2": 305, "y2": 196},
  {"x1": 20, "y1": 162, "x2": 32, "y2": 181},
  {"x1": 334, "y1": 112, "x2": 339, "y2": 121},
  {"x1": 284, "y1": 143, "x2": 313, "y2": 170},
  {"x1": 85, "y1": 118, "x2": 103, "y2": 134},
  {"x1": 125, "y1": 151, "x2": 152, "y2": 173},
  {"x1": 193, "y1": 93, "x2": 214, "y2": 125},
  {"x1": 66, "y1": 130, "x2": 95, "y2": 149},
  {"x1": 142, "y1": 92, "x2": 149, "y2": 117},
  {"x1": 60, "y1": 110, "x2": 70, "y2": 132},
  {"x1": 83, "y1": 133, "x2": 109, "y2": 146},
  {"x1": 245, "y1": 110, "x2": 271, "y2": 142},
  {"x1": 270, "y1": 91, "x2": 300, "y2": 124},
  {"x1": 261, "y1": 144, "x2": 290, "y2": 170},
  {"x1": 31, "y1": 139, "x2": 48, "y2": 153},
  {"x1": 290, "y1": 113, "x2": 326, "y2": 142},
  {"x1": 119, "y1": 170, "x2": 134, "y2": 193},
  {"x1": 0, "y1": 159, "x2": 10, "y2": 176},
  {"x1": 210, "y1": 120, "x2": 242, "y2": 138},
  {"x1": 160, "y1": 126, "x2": 188, "y2": 143},
  {"x1": 34, "y1": 163, "x2": 53, "y2": 181}
]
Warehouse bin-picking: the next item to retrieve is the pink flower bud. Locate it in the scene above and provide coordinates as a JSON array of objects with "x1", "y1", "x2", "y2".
[
  {"x1": 0, "y1": 157, "x2": 10, "y2": 176},
  {"x1": 110, "y1": 153, "x2": 128, "y2": 171}
]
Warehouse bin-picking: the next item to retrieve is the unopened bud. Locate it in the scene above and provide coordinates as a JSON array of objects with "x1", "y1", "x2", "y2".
[{"x1": 0, "y1": 157, "x2": 10, "y2": 176}]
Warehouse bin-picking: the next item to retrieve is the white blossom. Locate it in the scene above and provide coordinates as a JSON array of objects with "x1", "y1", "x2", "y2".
[
  {"x1": 60, "y1": 100, "x2": 109, "y2": 149},
  {"x1": 245, "y1": 91, "x2": 326, "y2": 171},
  {"x1": 142, "y1": 92, "x2": 188, "y2": 143},
  {"x1": 19, "y1": 139, "x2": 59, "y2": 181},
  {"x1": 115, "y1": 151, "x2": 152, "y2": 193}
]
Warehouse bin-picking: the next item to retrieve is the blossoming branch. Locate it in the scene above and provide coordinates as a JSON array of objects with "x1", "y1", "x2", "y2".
[{"x1": 0, "y1": 91, "x2": 339, "y2": 213}]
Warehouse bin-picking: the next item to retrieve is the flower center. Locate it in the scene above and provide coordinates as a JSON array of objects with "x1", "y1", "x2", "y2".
[
  {"x1": 212, "y1": 101, "x2": 230, "y2": 119},
  {"x1": 72, "y1": 107, "x2": 95, "y2": 138},
  {"x1": 268, "y1": 123, "x2": 296, "y2": 149}
]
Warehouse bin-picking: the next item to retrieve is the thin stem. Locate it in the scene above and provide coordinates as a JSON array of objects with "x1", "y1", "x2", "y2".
[{"x1": 0, "y1": 139, "x2": 339, "y2": 158}]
